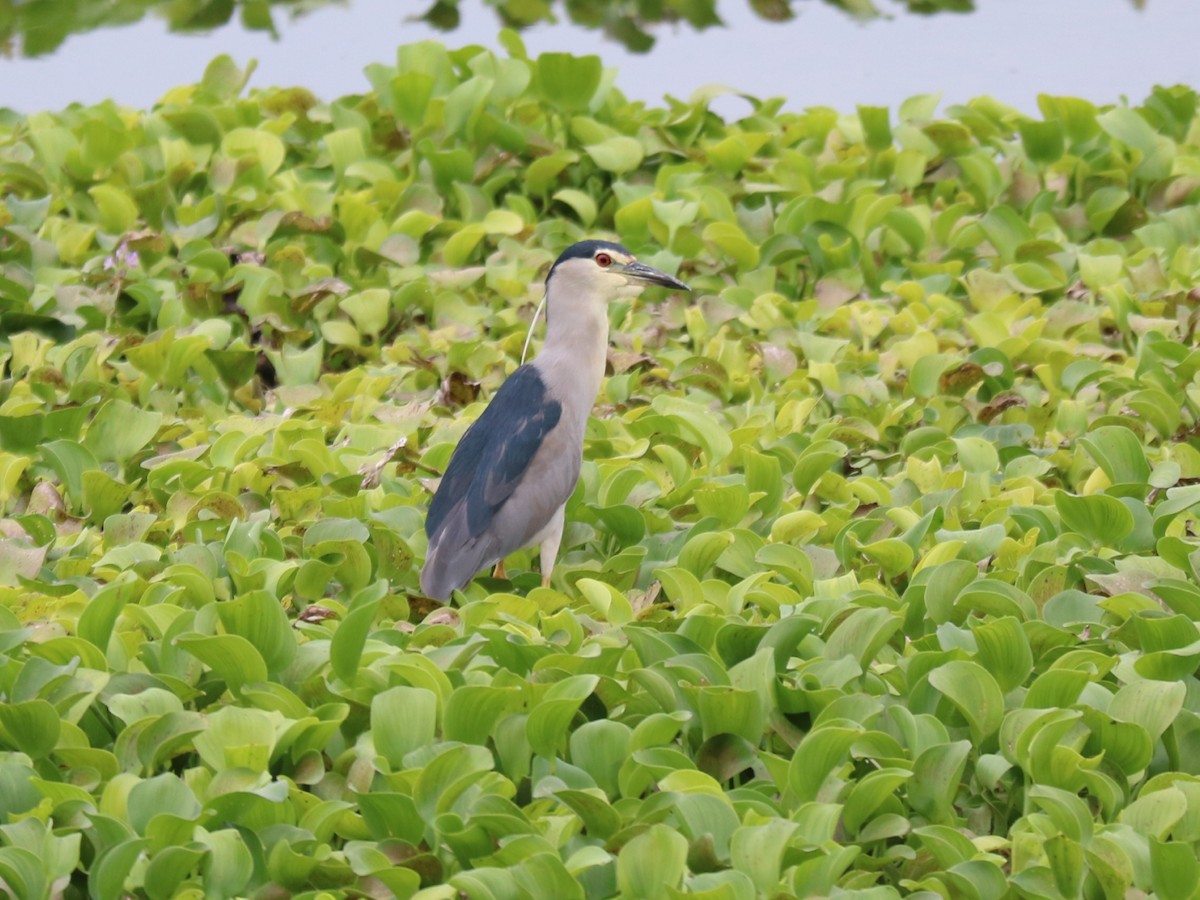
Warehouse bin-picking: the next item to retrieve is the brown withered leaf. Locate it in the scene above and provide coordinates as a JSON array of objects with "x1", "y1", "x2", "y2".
[
  {"x1": 631, "y1": 581, "x2": 662, "y2": 617},
  {"x1": 673, "y1": 356, "x2": 730, "y2": 397},
  {"x1": 607, "y1": 349, "x2": 655, "y2": 375},
  {"x1": 290, "y1": 277, "x2": 352, "y2": 315},
  {"x1": 260, "y1": 86, "x2": 319, "y2": 117},
  {"x1": 760, "y1": 343, "x2": 798, "y2": 381},
  {"x1": 278, "y1": 211, "x2": 333, "y2": 233},
  {"x1": 373, "y1": 399, "x2": 432, "y2": 429},
  {"x1": 394, "y1": 853, "x2": 443, "y2": 888},
  {"x1": 289, "y1": 277, "x2": 351, "y2": 300},
  {"x1": 0, "y1": 519, "x2": 29, "y2": 540},
  {"x1": 428, "y1": 267, "x2": 487, "y2": 287},
  {"x1": 815, "y1": 277, "x2": 859, "y2": 310},
  {"x1": 979, "y1": 393, "x2": 1028, "y2": 423},
  {"x1": 27, "y1": 482, "x2": 66, "y2": 519},
  {"x1": 236, "y1": 250, "x2": 266, "y2": 266},
  {"x1": 436, "y1": 372, "x2": 480, "y2": 409},
  {"x1": 359, "y1": 437, "x2": 409, "y2": 490},
  {"x1": 405, "y1": 594, "x2": 448, "y2": 620},
  {"x1": 939, "y1": 361, "x2": 985, "y2": 396},
  {"x1": 297, "y1": 605, "x2": 338, "y2": 624},
  {"x1": 696, "y1": 733, "x2": 760, "y2": 784},
  {"x1": 1085, "y1": 570, "x2": 1158, "y2": 598},
  {"x1": 123, "y1": 229, "x2": 168, "y2": 254},
  {"x1": 425, "y1": 608, "x2": 460, "y2": 627}
]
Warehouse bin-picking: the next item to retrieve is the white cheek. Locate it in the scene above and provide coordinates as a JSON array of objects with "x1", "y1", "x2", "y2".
[{"x1": 616, "y1": 282, "x2": 646, "y2": 300}]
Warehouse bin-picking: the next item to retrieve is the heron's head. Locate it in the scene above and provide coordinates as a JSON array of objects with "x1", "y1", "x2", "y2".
[{"x1": 546, "y1": 240, "x2": 689, "y2": 303}]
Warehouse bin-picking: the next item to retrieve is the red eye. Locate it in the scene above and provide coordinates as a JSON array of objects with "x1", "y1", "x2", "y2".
[{"x1": 595, "y1": 253, "x2": 612, "y2": 268}]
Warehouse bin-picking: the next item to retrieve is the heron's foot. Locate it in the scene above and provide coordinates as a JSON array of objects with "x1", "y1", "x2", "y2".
[
  {"x1": 541, "y1": 572, "x2": 552, "y2": 589},
  {"x1": 493, "y1": 560, "x2": 508, "y2": 580}
]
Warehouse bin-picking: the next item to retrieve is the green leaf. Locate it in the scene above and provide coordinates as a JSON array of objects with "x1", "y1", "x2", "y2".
[
  {"x1": 569, "y1": 720, "x2": 631, "y2": 799},
  {"x1": 89, "y1": 184, "x2": 138, "y2": 233},
  {"x1": 40, "y1": 439, "x2": 99, "y2": 508},
  {"x1": 858, "y1": 105, "x2": 893, "y2": 152},
  {"x1": 144, "y1": 846, "x2": 207, "y2": 900},
  {"x1": 824, "y1": 607, "x2": 901, "y2": 667},
  {"x1": 1098, "y1": 107, "x2": 1171, "y2": 178},
  {"x1": 329, "y1": 580, "x2": 385, "y2": 682},
  {"x1": 928, "y1": 660, "x2": 1005, "y2": 743},
  {"x1": 444, "y1": 685, "x2": 523, "y2": 745},
  {"x1": 1119, "y1": 787, "x2": 1187, "y2": 839},
  {"x1": 1109, "y1": 679, "x2": 1186, "y2": 741},
  {"x1": 0, "y1": 699, "x2": 60, "y2": 757},
  {"x1": 690, "y1": 685, "x2": 766, "y2": 744},
  {"x1": 127, "y1": 773, "x2": 199, "y2": 834},
  {"x1": 1055, "y1": 491, "x2": 1134, "y2": 544},
  {"x1": 200, "y1": 54, "x2": 253, "y2": 100},
  {"x1": 222, "y1": 127, "x2": 286, "y2": 177},
  {"x1": 971, "y1": 616, "x2": 1033, "y2": 693},
  {"x1": 578, "y1": 578, "x2": 634, "y2": 625},
  {"x1": 586, "y1": 136, "x2": 644, "y2": 174},
  {"x1": 703, "y1": 222, "x2": 760, "y2": 270},
  {"x1": 83, "y1": 400, "x2": 162, "y2": 462},
  {"x1": 677, "y1": 531, "x2": 735, "y2": 578},
  {"x1": 649, "y1": 395, "x2": 733, "y2": 464},
  {"x1": 175, "y1": 634, "x2": 269, "y2": 694},
  {"x1": 372, "y1": 685, "x2": 438, "y2": 767},
  {"x1": 731, "y1": 819, "x2": 798, "y2": 894},
  {"x1": 216, "y1": 590, "x2": 296, "y2": 676},
  {"x1": 787, "y1": 725, "x2": 861, "y2": 805},
  {"x1": 842, "y1": 767, "x2": 912, "y2": 836},
  {"x1": 527, "y1": 675, "x2": 599, "y2": 758},
  {"x1": 442, "y1": 223, "x2": 486, "y2": 267},
  {"x1": 1080, "y1": 426, "x2": 1151, "y2": 486},
  {"x1": 193, "y1": 706, "x2": 277, "y2": 772},
  {"x1": 90, "y1": 838, "x2": 149, "y2": 900},
  {"x1": 525, "y1": 150, "x2": 579, "y2": 194},
  {"x1": 1151, "y1": 837, "x2": 1198, "y2": 900},
  {"x1": 1019, "y1": 118, "x2": 1065, "y2": 165},
  {"x1": 197, "y1": 828, "x2": 254, "y2": 898},
  {"x1": 553, "y1": 188, "x2": 598, "y2": 226},
  {"x1": 909, "y1": 741, "x2": 971, "y2": 824},
  {"x1": 536, "y1": 53, "x2": 602, "y2": 110},
  {"x1": 555, "y1": 789, "x2": 622, "y2": 841},
  {"x1": 1044, "y1": 833, "x2": 1085, "y2": 898},
  {"x1": 77, "y1": 577, "x2": 137, "y2": 652},
  {"x1": 0, "y1": 848, "x2": 47, "y2": 900},
  {"x1": 618, "y1": 823, "x2": 688, "y2": 898}
]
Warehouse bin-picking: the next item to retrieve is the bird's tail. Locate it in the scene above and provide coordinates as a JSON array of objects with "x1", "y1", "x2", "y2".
[
  {"x1": 420, "y1": 528, "x2": 498, "y2": 601},
  {"x1": 419, "y1": 547, "x2": 457, "y2": 601}
]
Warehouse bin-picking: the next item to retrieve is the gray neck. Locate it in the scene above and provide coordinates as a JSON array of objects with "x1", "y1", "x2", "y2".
[{"x1": 533, "y1": 276, "x2": 610, "y2": 424}]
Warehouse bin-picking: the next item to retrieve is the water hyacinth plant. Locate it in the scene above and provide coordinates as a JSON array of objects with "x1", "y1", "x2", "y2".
[
  {"x1": 0, "y1": 34, "x2": 1199, "y2": 898},
  {"x1": 3, "y1": 0, "x2": 1004, "y2": 58}
]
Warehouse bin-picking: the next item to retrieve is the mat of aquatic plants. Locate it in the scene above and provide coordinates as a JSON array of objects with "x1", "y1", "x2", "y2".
[
  {"x1": 2, "y1": 0, "x2": 980, "y2": 59},
  {"x1": 1, "y1": 36, "x2": 1200, "y2": 899}
]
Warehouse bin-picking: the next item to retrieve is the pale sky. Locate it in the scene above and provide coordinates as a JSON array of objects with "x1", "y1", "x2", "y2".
[{"x1": 3, "y1": 0, "x2": 1199, "y2": 114}]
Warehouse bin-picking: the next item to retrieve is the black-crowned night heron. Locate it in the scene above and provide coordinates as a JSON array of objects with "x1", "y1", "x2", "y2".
[{"x1": 420, "y1": 240, "x2": 690, "y2": 600}]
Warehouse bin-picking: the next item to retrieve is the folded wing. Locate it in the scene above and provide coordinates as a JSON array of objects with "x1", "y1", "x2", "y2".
[{"x1": 421, "y1": 366, "x2": 563, "y2": 598}]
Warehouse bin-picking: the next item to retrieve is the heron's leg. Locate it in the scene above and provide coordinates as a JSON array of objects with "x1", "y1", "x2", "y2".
[
  {"x1": 493, "y1": 559, "x2": 508, "y2": 580},
  {"x1": 539, "y1": 506, "x2": 566, "y2": 589}
]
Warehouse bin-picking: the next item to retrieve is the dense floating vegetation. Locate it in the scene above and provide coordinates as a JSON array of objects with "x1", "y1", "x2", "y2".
[
  {"x1": 1, "y1": 36, "x2": 1200, "y2": 899},
  {"x1": 5, "y1": 0, "x2": 1019, "y2": 58}
]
